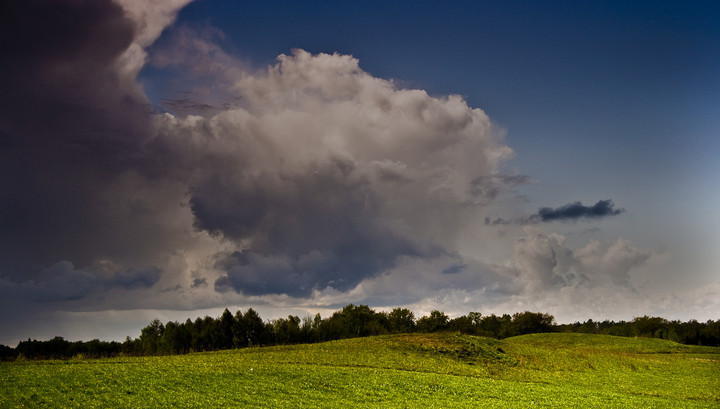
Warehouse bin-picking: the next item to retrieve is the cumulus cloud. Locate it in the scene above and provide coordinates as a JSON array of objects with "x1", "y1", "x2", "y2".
[
  {"x1": 509, "y1": 227, "x2": 576, "y2": 291},
  {"x1": 574, "y1": 238, "x2": 652, "y2": 286},
  {"x1": 0, "y1": 0, "x2": 519, "y2": 307},
  {"x1": 504, "y1": 226, "x2": 652, "y2": 293},
  {"x1": 154, "y1": 48, "x2": 515, "y2": 296}
]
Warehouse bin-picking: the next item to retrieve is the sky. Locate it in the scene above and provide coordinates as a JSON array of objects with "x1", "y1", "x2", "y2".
[{"x1": 1, "y1": 0, "x2": 719, "y2": 345}]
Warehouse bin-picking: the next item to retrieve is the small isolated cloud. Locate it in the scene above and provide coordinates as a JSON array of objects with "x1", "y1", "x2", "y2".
[
  {"x1": 534, "y1": 199, "x2": 625, "y2": 222},
  {"x1": 486, "y1": 199, "x2": 625, "y2": 225}
]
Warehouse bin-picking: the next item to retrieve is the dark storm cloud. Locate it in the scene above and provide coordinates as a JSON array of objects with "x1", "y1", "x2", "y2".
[
  {"x1": 107, "y1": 267, "x2": 163, "y2": 290},
  {"x1": 0, "y1": 261, "x2": 162, "y2": 303},
  {"x1": 0, "y1": 0, "x2": 517, "y2": 303},
  {"x1": 0, "y1": 0, "x2": 193, "y2": 288},
  {"x1": 214, "y1": 226, "x2": 446, "y2": 298},
  {"x1": 0, "y1": 0, "x2": 145, "y2": 153},
  {"x1": 199, "y1": 154, "x2": 450, "y2": 297},
  {"x1": 0, "y1": 0, "x2": 151, "y2": 277}
]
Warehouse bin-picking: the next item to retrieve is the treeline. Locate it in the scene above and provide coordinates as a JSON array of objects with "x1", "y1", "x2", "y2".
[
  {"x1": 4, "y1": 337, "x2": 121, "y2": 361},
  {"x1": 558, "y1": 316, "x2": 720, "y2": 346},
  {"x1": 113, "y1": 307, "x2": 557, "y2": 356},
  {"x1": 2, "y1": 305, "x2": 718, "y2": 360}
]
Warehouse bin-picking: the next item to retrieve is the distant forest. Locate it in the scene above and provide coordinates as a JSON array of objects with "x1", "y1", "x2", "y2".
[{"x1": 3, "y1": 305, "x2": 719, "y2": 360}]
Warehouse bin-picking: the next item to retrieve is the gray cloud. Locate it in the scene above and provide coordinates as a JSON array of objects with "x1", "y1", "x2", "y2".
[
  {"x1": 505, "y1": 227, "x2": 651, "y2": 292},
  {"x1": 486, "y1": 199, "x2": 625, "y2": 225},
  {"x1": 147, "y1": 47, "x2": 516, "y2": 297},
  {"x1": 0, "y1": 261, "x2": 161, "y2": 303},
  {"x1": 535, "y1": 200, "x2": 625, "y2": 222},
  {"x1": 0, "y1": 0, "x2": 163, "y2": 278},
  {"x1": 0, "y1": 0, "x2": 519, "y2": 305},
  {"x1": 469, "y1": 174, "x2": 534, "y2": 205},
  {"x1": 107, "y1": 267, "x2": 163, "y2": 290},
  {"x1": 191, "y1": 277, "x2": 208, "y2": 289},
  {"x1": 0, "y1": 0, "x2": 200, "y2": 317}
]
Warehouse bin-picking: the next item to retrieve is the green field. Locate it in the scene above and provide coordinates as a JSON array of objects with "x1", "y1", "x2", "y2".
[{"x1": 1, "y1": 333, "x2": 718, "y2": 408}]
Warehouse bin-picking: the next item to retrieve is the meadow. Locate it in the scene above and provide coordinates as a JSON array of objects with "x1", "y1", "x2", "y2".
[{"x1": 1, "y1": 333, "x2": 718, "y2": 408}]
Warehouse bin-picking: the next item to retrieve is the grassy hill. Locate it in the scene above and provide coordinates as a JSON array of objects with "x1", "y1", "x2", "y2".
[{"x1": 1, "y1": 333, "x2": 718, "y2": 408}]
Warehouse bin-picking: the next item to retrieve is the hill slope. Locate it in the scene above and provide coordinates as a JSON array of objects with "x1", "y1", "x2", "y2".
[{"x1": 1, "y1": 333, "x2": 718, "y2": 408}]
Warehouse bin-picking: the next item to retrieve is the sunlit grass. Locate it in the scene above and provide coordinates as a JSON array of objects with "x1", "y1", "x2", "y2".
[{"x1": 1, "y1": 333, "x2": 718, "y2": 408}]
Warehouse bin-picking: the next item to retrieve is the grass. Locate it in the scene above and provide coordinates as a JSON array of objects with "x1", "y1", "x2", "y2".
[{"x1": 1, "y1": 333, "x2": 718, "y2": 408}]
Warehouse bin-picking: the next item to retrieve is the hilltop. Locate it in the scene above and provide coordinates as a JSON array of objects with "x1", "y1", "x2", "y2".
[{"x1": 1, "y1": 332, "x2": 718, "y2": 408}]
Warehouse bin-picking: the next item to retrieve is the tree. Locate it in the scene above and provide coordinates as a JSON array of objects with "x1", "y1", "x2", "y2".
[
  {"x1": 448, "y1": 315, "x2": 474, "y2": 334},
  {"x1": 468, "y1": 312, "x2": 483, "y2": 327},
  {"x1": 232, "y1": 310, "x2": 246, "y2": 348},
  {"x1": 388, "y1": 308, "x2": 415, "y2": 333},
  {"x1": 339, "y1": 304, "x2": 379, "y2": 338},
  {"x1": 576, "y1": 319, "x2": 599, "y2": 334},
  {"x1": 140, "y1": 319, "x2": 164, "y2": 355},
  {"x1": 631, "y1": 316, "x2": 668, "y2": 338},
  {"x1": 159, "y1": 321, "x2": 179, "y2": 354},
  {"x1": 311, "y1": 313, "x2": 323, "y2": 341},
  {"x1": 701, "y1": 319, "x2": 720, "y2": 346},
  {"x1": 0, "y1": 344, "x2": 17, "y2": 361},
  {"x1": 190, "y1": 317, "x2": 213, "y2": 352},
  {"x1": 416, "y1": 310, "x2": 449, "y2": 333},
  {"x1": 217, "y1": 308, "x2": 235, "y2": 350},
  {"x1": 243, "y1": 308, "x2": 266, "y2": 347},
  {"x1": 508, "y1": 311, "x2": 555, "y2": 336},
  {"x1": 301, "y1": 315, "x2": 315, "y2": 343},
  {"x1": 273, "y1": 315, "x2": 301, "y2": 344}
]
